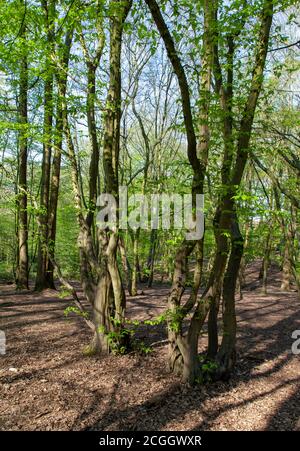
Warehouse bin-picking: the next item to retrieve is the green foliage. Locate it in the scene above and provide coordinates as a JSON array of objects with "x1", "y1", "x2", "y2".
[
  {"x1": 143, "y1": 313, "x2": 166, "y2": 326},
  {"x1": 58, "y1": 288, "x2": 72, "y2": 299},
  {"x1": 164, "y1": 308, "x2": 185, "y2": 334},
  {"x1": 131, "y1": 338, "x2": 153, "y2": 355},
  {"x1": 64, "y1": 306, "x2": 89, "y2": 320},
  {"x1": 97, "y1": 326, "x2": 132, "y2": 356},
  {"x1": 196, "y1": 357, "x2": 219, "y2": 384}
]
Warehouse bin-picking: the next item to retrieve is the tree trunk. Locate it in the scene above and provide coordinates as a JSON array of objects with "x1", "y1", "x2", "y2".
[
  {"x1": 35, "y1": 0, "x2": 55, "y2": 291},
  {"x1": 87, "y1": 0, "x2": 132, "y2": 353},
  {"x1": 262, "y1": 229, "x2": 271, "y2": 294},
  {"x1": 47, "y1": 31, "x2": 73, "y2": 288},
  {"x1": 146, "y1": 229, "x2": 157, "y2": 287},
  {"x1": 207, "y1": 208, "x2": 222, "y2": 359},
  {"x1": 281, "y1": 230, "x2": 293, "y2": 291},
  {"x1": 16, "y1": 8, "x2": 29, "y2": 290},
  {"x1": 131, "y1": 229, "x2": 140, "y2": 295},
  {"x1": 216, "y1": 212, "x2": 244, "y2": 380},
  {"x1": 86, "y1": 63, "x2": 100, "y2": 227},
  {"x1": 238, "y1": 220, "x2": 251, "y2": 296},
  {"x1": 207, "y1": 300, "x2": 220, "y2": 359},
  {"x1": 119, "y1": 235, "x2": 132, "y2": 295}
]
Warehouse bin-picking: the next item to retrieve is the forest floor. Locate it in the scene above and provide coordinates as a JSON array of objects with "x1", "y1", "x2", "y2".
[{"x1": 0, "y1": 262, "x2": 300, "y2": 431}]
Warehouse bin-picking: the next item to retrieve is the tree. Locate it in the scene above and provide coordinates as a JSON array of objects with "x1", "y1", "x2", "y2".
[
  {"x1": 62, "y1": 0, "x2": 133, "y2": 354},
  {"x1": 145, "y1": 0, "x2": 274, "y2": 383},
  {"x1": 16, "y1": 0, "x2": 29, "y2": 290},
  {"x1": 35, "y1": 0, "x2": 56, "y2": 290}
]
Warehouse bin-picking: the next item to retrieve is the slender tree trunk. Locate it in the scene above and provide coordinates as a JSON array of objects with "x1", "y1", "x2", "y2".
[
  {"x1": 47, "y1": 32, "x2": 72, "y2": 287},
  {"x1": 119, "y1": 235, "x2": 132, "y2": 295},
  {"x1": 238, "y1": 220, "x2": 251, "y2": 297},
  {"x1": 216, "y1": 212, "x2": 244, "y2": 379},
  {"x1": 262, "y1": 229, "x2": 271, "y2": 294},
  {"x1": 207, "y1": 300, "x2": 220, "y2": 359},
  {"x1": 16, "y1": 7, "x2": 29, "y2": 290},
  {"x1": 86, "y1": 63, "x2": 100, "y2": 227},
  {"x1": 281, "y1": 228, "x2": 293, "y2": 291},
  {"x1": 207, "y1": 209, "x2": 222, "y2": 359},
  {"x1": 146, "y1": 229, "x2": 157, "y2": 287},
  {"x1": 131, "y1": 229, "x2": 140, "y2": 295},
  {"x1": 287, "y1": 207, "x2": 300, "y2": 299},
  {"x1": 46, "y1": 94, "x2": 63, "y2": 289},
  {"x1": 35, "y1": 0, "x2": 55, "y2": 291}
]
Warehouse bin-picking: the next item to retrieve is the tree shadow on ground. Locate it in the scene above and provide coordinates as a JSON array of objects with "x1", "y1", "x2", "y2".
[
  {"x1": 1, "y1": 277, "x2": 299, "y2": 431},
  {"x1": 71, "y1": 299, "x2": 300, "y2": 431},
  {"x1": 264, "y1": 385, "x2": 300, "y2": 431}
]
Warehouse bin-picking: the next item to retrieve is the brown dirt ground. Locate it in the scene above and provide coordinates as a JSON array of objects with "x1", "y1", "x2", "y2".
[{"x1": 0, "y1": 264, "x2": 300, "y2": 431}]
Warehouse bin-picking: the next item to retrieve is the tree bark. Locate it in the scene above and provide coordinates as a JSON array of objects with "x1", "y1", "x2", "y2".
[
  {"x1": 131, "y1": 229, "x2": 140, "y2": 296},
  {"x1": 35, "y1": 0, "x2": 55, "y2": 291},
  {"x1": 119, "y1": 235, "x2": 132, "y2": 295},
  {"x1": 16, "y1": 3, "x2": 29, "y2": 290},
  {"x1": 281, "y1": 238, "x2": 293, "y2": 291},
  {"x1": 216, "y1": 212, "x2": 244, "y2": 379},
  {"x1": 262, "y1": 228, "x2": 271, "y2": 295},
  {"x1": 88, "y1": 0, "x2": 132, "y2": 353},
  {"x1": 146, "y1": 229, "x2": 157, "y2": 287}
]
